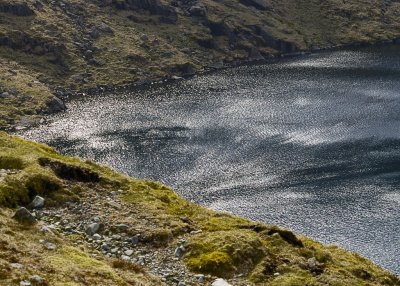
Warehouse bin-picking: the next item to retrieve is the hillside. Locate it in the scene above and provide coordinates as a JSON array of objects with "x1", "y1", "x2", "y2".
[
  {"x1": 0, "y1": 131, "x2": 399, "y2": 285},
  {"x1": 1, "y1": 0, "x2": 400, "y2": 128}
]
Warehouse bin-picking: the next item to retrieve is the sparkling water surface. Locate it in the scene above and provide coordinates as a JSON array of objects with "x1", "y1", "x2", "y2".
[{"x1": 20, "y1": 45, "x2": 400, "y2": 273}]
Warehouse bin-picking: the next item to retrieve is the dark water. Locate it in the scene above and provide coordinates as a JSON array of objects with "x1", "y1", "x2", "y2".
[{"x1": 20, "y1": 46, "x2": 400, "y2": 273}]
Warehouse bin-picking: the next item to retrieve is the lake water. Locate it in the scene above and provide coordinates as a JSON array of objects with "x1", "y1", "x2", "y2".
[{"x1": 20, "y1": 45, "x2": 400, "y2": 273}]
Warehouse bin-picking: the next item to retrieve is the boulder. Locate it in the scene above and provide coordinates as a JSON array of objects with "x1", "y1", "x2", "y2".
[
  {"x1": 28, "y1": 196, "x2": 45, "y2": 209},
  {"x1": 13, "y1": 207, "x2": 37, "y2": 225},
  {"x1": 85, "y1": 222, "x2": 100, "y2": 236},
  {"x1": 45, "y1": 96, "x2": 66, "y2": 113}
]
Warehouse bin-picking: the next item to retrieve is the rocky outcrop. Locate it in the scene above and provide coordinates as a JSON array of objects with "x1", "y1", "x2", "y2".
[
  {"x1": 108, "y1": 0, "x2": 178, "y2": 23},
  {"x1": 239, "y1": 0, "x2": 271, "y2": 10},
  {"x1": 0, "y1": 2, "x2": 34, "y2": 16}
]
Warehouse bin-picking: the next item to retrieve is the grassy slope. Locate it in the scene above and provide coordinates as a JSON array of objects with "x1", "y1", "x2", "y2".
[
  {"x1": 1, "y1": 0, "x2": 400, "y2": 128},
  {"x1": 0, "y1": 132, "x2": 399, "y2": 285}
]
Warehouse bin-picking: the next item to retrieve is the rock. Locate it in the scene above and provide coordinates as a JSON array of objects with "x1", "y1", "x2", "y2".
[
  {"x1": 93, "y1": 233, "x2": 102, "y2": 240},
  {"x1": 174, "y1": 246, "x2": 185, "y2": 258},
  {"x1": 107, "y1": 201, "x2": 121, "y2": 210},
  {"x1": 116, "y1": 223, "x2": 129, "y2": 232},
  {"x1": 85, "y1": 223, "x2": 100, "y2": 236},
  {"x1": 188, "y1": 4, "x2": 207, "y2": 17},
  {"x1": 29, "y1": 196, "x2": 45, "y2": 209},
  {"x1": 177, "y1": 282, "x2": 186, "y2": 286},
  {"x1": 20, "y1": 281, "x2": 31, "y2": 286},
  {"x1": 248, "y1": 47, "x2": 264, "y2": 60},
  {"x1": 129, "y1": 234, "x2": 140, "y2": 245},
  {"x1": 45, "y1": 242, "x2": 57, "y2": 250},
  {"x1": 0, "y1": 3, "x2": 35, "y2": 16},
  {"x1": 10, "y1": 263, "x2": 24, "y2": 269},
  {"x1": 171, "y1": 75, "x2": 183, "y2": 80},
  {"x1": 211, "y1": 278, "x2": 232, "y2": 286},
  {"x1": 46, "y1": 96, "x2": 66, "y2": 113},
  {"x1": 40, "y1": 225, "x2": 54, "y2": 234},
  {"x1": 141, "y1": 34, "x2": 149, "y2": 42},
  {"x1": 195, "y1": 274, "x2": 205, "y2": 282},
  {"x1": 239, "y1": 0, "x2": 270, "y2": 10},
  {"x1": 121, "y1": 255, "x2": 130, "y2": 261},
  {"x1": 124, "y1": 249, "x2": 134, "y2": 256},
  {"x1": 101, "y1": 243, "x2": 110, "y2": 251},
  {"x1": 0, "y1": 92, "x2": 9, "y2": 98},
  {"x1": 30, "y1": 275, "x2": 46, "y2": 285},
  {"x1": 13, "y1": 207, "x2": 37, "y2": 225},
  {"x1": 308, "y1": 257, "x2": 317, "y2": 269},
  {"x1": 138, "y1": 255, "x2": 145, "y2": 265}
]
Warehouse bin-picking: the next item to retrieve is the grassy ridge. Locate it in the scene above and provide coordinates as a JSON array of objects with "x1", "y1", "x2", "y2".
[{"x1": 0, "y1": 132, "x2": 399, "y2": 285}]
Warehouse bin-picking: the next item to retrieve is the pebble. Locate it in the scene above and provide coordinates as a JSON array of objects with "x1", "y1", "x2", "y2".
[
  {"x1": 177, "y1": 282, "x2": 186, "y2": 286},
  {"x1": 19, "y1": 281, "x2": 31, "y2": 286}
]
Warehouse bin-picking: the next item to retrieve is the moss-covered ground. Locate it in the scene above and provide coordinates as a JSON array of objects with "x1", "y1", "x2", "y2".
[{"x1": 0, "y1": 132, "x2": 398, "y2": 285}]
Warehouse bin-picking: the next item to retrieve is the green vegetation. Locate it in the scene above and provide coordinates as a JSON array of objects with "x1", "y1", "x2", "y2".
[{"x1": 0, "y1": 133, "x2": 396, "y2": 285}]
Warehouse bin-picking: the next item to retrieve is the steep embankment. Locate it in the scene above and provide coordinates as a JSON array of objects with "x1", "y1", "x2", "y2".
[
  {"x1": 0, "y1": 133, "x2": 399, "y2": 285},
  {"x1": 1, "y1": 0, "x2": 400, "y2": 128}
]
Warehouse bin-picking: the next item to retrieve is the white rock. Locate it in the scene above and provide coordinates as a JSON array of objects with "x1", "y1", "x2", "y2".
[
  {"x1": 10, "y1": 263, "x2": 24, "y2": 269},
  {"x1": 211, "y1": 278, "x2": 232, "y2": 286},
  {"x1": 124, "y1": 249, "x2": 134, "y2": 256},
  {"x1": 93, "y1": 233, "x2": 102, "y2": 240}
]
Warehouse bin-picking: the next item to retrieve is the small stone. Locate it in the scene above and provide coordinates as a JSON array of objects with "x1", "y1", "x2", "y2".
[
  {"x1": 40, "y1": 226, "x2": 53, "y2": 234},
  {"x1": 85, "y1": 223, "x2": 100, "y2": 236},
  {"x1": 177, "y1": 282, "x2": 186, "y2": 286},
  {"x1": 101, "y1": 243, "x2": 110, "y2": 251},
  {"x1": 138, "y1": 255, "x2": 145, "y2": 265},
  {"x1": 93, "y1": 233, "x2": 102, "y2": 240},
  {"x1": 195, "y1": 274, "x2": 205, "y2": 282},
  {"x1": 174, "y1": 246, "x2": 185, "y2": 258},
  {"x1": 30, "y1": 275, "x2": 46, "y2": 285},
  {"x1": 29, "y1": 196, "x2": 45, "y2": 209},
  {"x1": 111, "y1": 247, "x2": 119, "y2": 254},
  {"x1": 116, "y1": 224, "x2": 129, "y2": 232},
  {"x1": 273, "y1": 272, "x2": 280, "y2": 276},
  {"x1": 129, "y1": 234, "x2": 139, "y2": 245},
  {"x1": 20, "y1": 281, "x2": 31, "y2": 286},
  {"x1": 121, "y1": 255, "x2": 130, "y2": 261},
  {"x1": 211, "y1": 279, "x2": 232, "y2": 286},
  {"x1": 141, "y1": 34, "x2": 149, "y2": 41},
  {"x1": 107, "y1": 201, "x2": 121, "y2": 210},
  {"x1": 1, "y1": 92, "x2": 9, "y2": 98},
  {"x1": 124, "y1": 249, "x2": 134, "y2": 256},
  {"x1": 308, "y1": 257, "x2": 317, "y2": 268},
  {"x1": 10, "y1": 263, "x2": 24, "y2": 269},
  {"x1": 13, "y1": 207, "x2": 37, "y2": 225},
  {"x1": 190, "y1": 230, "x2": 202, "y2": 235},
  {"x1": 45, "y1": 242, "x2": 57, "y2": 250}
]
